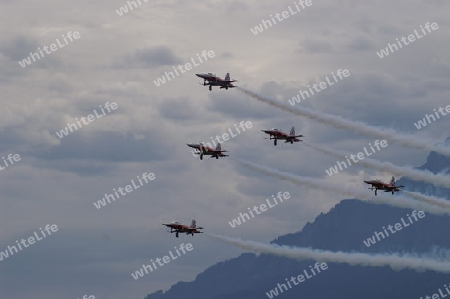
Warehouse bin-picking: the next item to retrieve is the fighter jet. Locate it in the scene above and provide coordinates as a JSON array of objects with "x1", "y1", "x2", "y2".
[
  {"x1": 195, "y1": 73, "x2": 237, "y2": 91},
  {"x1": 162, "y1": 220, "x2": 204, "y2": 238},
  {"x1": 364, "y1": 176, "x2": 405, "y2": 196},
  {"x1": 187, "y1": 142, "x2": 229, "y2": 160},
  {"x1": 261, "y1": 126, "x2": 304, "y2": 146}
]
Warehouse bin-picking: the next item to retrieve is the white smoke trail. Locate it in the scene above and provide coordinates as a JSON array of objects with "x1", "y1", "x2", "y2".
[
  {"x1": 304, "y1": 142, "x2": 450, "y2": 188},
  {"x1": 234, "y1": 158, "x2": 450, "y2": 216},
  {"x1": 404, "y1": 191, "x2": 450, "y2": 210},
  {"x1": 209, "y1": 234, "x2": 450, "y2": 274},
  {"x1": 237, "y1": 87, "x2": 450, "y2": 156}
]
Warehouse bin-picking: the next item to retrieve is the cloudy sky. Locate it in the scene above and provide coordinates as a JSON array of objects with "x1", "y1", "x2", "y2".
[{"x1": 0, "y1": 0, "x2": 449, "y2": 298}]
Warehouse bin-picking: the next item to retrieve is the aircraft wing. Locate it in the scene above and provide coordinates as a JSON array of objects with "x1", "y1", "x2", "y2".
[
  {"x1": 187, "y1": 144, "x2": 203, "y2": 150},
  {"x1": 262, "y1": 130, "x2": 280, "y2": 136},
  {"x1": 163, "y1": 223, "x2": 181, "y2": 229},
  {"x1": 364, "y1": 181, "x2": 382, "y2": 187},
  {"x1": 196, "y1": 74, "x2": 213, "y2": 79}
]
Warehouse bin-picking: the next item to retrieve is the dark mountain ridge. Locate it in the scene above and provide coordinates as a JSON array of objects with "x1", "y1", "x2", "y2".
[{"x1": 146, "y1": 144, "x2": 450, "y2": 299}]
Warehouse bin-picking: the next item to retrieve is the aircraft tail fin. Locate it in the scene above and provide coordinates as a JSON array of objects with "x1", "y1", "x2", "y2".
[
  {"x1": 216, "y1": 143, "x2": 222, "y2": 151},
  {"x1": 225, "y1": 73, "x2": 230, "y2": 81},
  {"x1": 390, "y1": 176, "x2": 395, "y2": 185},
  {"x1": 190, "y1": 219, "x2": 196, "y2": 228},
  {"x1": 290, "y1": 126, "x2": 295, "y2": 136}
]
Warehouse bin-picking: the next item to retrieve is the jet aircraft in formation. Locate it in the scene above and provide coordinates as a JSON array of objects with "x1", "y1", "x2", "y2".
[
  {"x1": 168, "y1": 73, "x2": 409, "y2": 239},
  {"x1": 162, "y1": 220, "x2": 204, "y2": 238},
  {"x1": 187, "y1": 143, "x2": 229, "y2": 160},
  {"x1": 196, "y1": 73, "x2": 237, "y2": 91},
  {"x1": 364, "y1": 176, "x2": 405, "y2": 196},
  {"x1": 261, "y1": 126, "x2": 304, "y2": 146}
]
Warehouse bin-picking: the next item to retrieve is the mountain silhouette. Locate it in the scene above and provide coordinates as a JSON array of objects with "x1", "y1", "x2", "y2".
[{"x1": 146, "y1": 141, "x2": 450, "y2": 299}]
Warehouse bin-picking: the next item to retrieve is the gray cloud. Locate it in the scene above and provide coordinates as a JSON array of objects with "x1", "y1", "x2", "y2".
[
  {"x1": 113, "y1": 46, "x2": 183, "y2": 69},
  {"x1": 1, "y1": 0, "x2": 449, "y2": 298}
]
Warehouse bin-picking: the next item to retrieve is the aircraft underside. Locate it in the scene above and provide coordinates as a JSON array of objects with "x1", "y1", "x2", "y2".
[
  {"x1": 201, "y1": 80, "x2": 230, "y2": 91},
  {"x1": 199, "y1": 152, "x2": 218, "y2": 160},
  {"x1": 269, "y1": 136, "x2": 295, "y2": 146},
  {"x1": 368, "y1": 187, "x2": 396, "y2": 196}
]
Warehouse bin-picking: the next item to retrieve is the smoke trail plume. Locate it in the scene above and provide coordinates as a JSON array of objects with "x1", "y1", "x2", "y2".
[
  {"x1": 304, "y1": 142, "x2": 450, "y2": 188},
  {"x1": 233, "y1": 158, "x2": 450, "y2": 216},
  {"x1": 209, "y1": 234, "x2": 450, "y2": 274},
  {"x1": 404, "y1": 191, "x2": 450, "y2": 210},
  {"x1": 237, "y1": 87, "x2": 450, "y2": 156}
]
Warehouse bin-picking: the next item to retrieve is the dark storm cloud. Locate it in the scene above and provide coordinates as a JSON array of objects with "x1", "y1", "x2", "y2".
[
  {"x1": 0, "y1": 36, "x2": 39, "y2": 61},
  {"x1": 1, "y1": 0, "x2": 450, "y2": 299},
  {"x1": 0, "y1": 37, "x2": 35, "y2": 81},
  {"x1": 0, "y1": 35, "x2": 62, "y2": 70}
]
